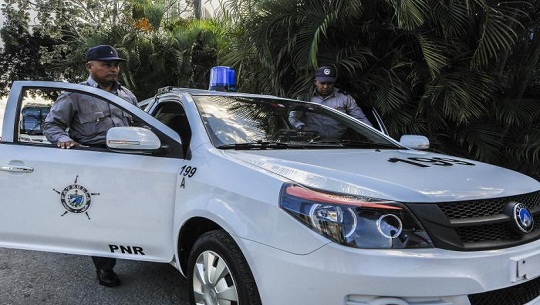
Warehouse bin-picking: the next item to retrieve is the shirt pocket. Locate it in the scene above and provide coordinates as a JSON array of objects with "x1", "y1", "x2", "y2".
[{"x1": 78, "y1": 111, "x2": 106, "y2": 136}]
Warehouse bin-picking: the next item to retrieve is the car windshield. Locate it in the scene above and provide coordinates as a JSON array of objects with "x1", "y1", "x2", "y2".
[{"x1": 193, "y1": 95, "x2": 401, "y2": 150}]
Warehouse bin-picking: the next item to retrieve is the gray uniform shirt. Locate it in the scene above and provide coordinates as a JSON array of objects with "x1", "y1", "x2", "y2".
[
  {"x1": 289, "y1": 89, "x2": 372, "y2": 140},
  {"x1": 43, "y1": 77, "x2": 138, "y2": 146}
]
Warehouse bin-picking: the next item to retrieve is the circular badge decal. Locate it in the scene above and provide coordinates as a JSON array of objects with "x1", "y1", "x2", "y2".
[{"x1": 60, "y1": 184, "x2": 92, "y2": 213}]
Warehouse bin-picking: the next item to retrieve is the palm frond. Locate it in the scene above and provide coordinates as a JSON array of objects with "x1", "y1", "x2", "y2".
[
  {"x1": 472, "y1": 4, "x2": 524, "y2": 67},
  {"x1": 308, "y1": 11, "x2": 338, "y2": 67},
  {"x1": 455, "y1": 121, "x2": 505, "y2": 162},
  {"x1": 386, "y1": 0, "x2": 430, "y2": 30},
  {"x1": 432, "y1": 0, "x2": 469, "y2": 38},
  {"x1": 334, "y1": 46, "x2": 374, "y2": 74},
  {"x1": 506, "y1": 127, "x2": 540, "y2": 164},
  {"x1": 494, "y1": 98, "x2": 540, "y2": 126},
  {"x1": 369, "y1": 70, "x2": 409, "y2": 114},
  {"x1": 417, "y1": 34, "x2": 448, "y2": 79},
  {"x1": 422, "y1": 71, "x2": 495, "y2": 124}
]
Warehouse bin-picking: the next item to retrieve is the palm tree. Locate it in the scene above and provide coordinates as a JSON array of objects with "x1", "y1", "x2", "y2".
[
  {"x1": 221, "y1": 0, "x2": 540, "y2": 179},
  {"x1": 35, "y1": 0, "x2": 221, "y2": 99}
]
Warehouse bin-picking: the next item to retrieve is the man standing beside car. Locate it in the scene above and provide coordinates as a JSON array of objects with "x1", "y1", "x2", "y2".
[
  {"x1": 43, "y1": 45, "x2": 139, "y2": 287},
  {"x1": 289, "y1": 65, "x2": 373, "y2": 140}
]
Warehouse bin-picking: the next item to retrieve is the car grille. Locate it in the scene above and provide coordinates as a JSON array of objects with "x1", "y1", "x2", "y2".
[
  {"x1": 437, "y1": 191, "x2": 540, "y2": 219},
  {"x1": 406, "y1": 191, "x2": 540, "y2": 251},
  {"x1": 468, "y1": 275, "x2": 540, "y2": 305}
]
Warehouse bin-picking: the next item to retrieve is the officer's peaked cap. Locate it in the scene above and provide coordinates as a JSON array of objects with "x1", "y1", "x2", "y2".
[
  {"x1": 315, "y1": 66, "x2": 337, "y2": 82},
  {"x1": 86, "y1": 45, "x2": 126, "y2": 62}
]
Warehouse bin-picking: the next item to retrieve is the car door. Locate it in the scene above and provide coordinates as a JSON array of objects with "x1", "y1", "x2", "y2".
[{"x1": 0, "y1": 81, "x2": 184, "y2": 262}]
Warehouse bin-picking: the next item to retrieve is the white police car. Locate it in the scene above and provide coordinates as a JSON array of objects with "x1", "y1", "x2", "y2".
[{"x1": 1, "y1": 81, "x2": 540, "y2": 305}]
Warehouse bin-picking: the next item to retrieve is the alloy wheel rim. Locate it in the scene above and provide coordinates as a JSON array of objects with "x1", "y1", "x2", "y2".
[{"x1": 193, "y1": 250, "x2": 239, "y2": 305}]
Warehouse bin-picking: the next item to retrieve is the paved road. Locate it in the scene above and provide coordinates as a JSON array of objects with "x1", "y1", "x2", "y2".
[{"x1": 0, "y1": 248, "x2": 190, "y2": 305}]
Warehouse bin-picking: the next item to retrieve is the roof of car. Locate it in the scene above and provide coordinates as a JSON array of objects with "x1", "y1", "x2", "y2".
[{"x1": 139, "y1": 87, "x2": 300, "y2": 108}]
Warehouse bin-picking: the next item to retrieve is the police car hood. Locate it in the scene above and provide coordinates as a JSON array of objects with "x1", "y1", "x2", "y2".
[{"x1": 227, "y1": 149, "x2": 540, "y2": 202}]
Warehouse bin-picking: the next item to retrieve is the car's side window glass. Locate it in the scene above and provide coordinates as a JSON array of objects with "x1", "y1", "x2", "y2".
[
  {"x1": 17, "y1": 88, "x2": 57, "y2": 145},
  {"x1": 15, "y1": 87, "x2": 138, "y2": 149},
  {"x1": 154, "y1": 101, "x2": 192, "y2": 156}
]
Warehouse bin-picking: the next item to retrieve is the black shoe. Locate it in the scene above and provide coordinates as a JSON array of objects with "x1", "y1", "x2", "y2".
[{"x1": 96, "y1": 269, "x2": 121, "y2": 287}]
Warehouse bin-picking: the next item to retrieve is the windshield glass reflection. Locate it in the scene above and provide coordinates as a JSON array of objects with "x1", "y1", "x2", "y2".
[{"x1": 194, "y1": 95, "x2": 400, "y2": 150}]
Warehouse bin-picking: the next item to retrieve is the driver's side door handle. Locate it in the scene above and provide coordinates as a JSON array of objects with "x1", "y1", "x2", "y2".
[{"x1": 0, "y1": 165, "x2": 34, "y2": 173}]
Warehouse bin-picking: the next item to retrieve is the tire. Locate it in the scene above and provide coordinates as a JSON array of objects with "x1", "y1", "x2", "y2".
[{"x1": 187, "y1": 230, "x2": 262, "y2": 305}]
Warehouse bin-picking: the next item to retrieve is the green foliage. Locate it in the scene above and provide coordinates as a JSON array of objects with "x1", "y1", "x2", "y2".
[
  {"x1": 119, "y1": 20, "x2": 219, "y2": 98},
  {"x1": 2, "y1": 0, "x2": 540, "y2": 180},
  {"x1": 220, "y1": 0, "x2": 540, "y2": 179},
  {"x1": 0, "y1": 0, "x2": 220, "y2": 100},
  {"x1": 0, "y1": 0, "x2": 63, "y2": 95}
]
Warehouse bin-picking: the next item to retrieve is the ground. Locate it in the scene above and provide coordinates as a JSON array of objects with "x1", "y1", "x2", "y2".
[{"x1": 0, "y1": 248, "x2": 190, "y2": 305}]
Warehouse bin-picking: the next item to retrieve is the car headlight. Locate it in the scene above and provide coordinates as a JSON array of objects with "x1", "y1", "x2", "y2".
[{"x1": 279, "y1": 183, "x2": 433, "y2": 249}]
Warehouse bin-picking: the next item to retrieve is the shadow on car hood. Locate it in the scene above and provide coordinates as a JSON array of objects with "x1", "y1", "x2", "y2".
[{"x1": 226, "y1": 149, "x2": 540, "y2": 202}]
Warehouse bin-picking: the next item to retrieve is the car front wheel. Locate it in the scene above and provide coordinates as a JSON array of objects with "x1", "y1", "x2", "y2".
[{"x1": 187, "y1": 230, "x2": 262, "y2": 305}]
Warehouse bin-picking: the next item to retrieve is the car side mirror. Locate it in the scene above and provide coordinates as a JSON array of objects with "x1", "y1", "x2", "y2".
[
  {"x1": 399, "y1": 135, "x2": 430, "y2": 150},
  {"x1": 106, "y1": 127, "x2": 161, "y2": 151}
]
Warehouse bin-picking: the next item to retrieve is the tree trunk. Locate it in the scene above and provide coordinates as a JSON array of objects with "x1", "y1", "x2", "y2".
[{"x1": 193, "y1": 0, "x2": 201, "y2": 19}]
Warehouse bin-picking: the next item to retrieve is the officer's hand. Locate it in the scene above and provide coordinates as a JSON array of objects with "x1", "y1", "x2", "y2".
[{"x1": 57, "y1": 140, "x2": 80, "y2": 149}]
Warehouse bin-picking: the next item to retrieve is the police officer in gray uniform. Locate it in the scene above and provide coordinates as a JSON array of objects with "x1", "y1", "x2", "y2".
[
  {"x1": 44, "y1": 45, "x2": 138, "y2": 149},
  {"x1": 289, "y1": 66, "x2": 372, "y2": 140},
  {"x1": 44, "y1": 45, "x2": 138, "y2": 287}
]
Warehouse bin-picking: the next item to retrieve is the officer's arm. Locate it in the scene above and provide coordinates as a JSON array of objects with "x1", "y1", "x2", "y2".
[
  {"x1": 345, "y1": 96, "x2": 373, "y2": 127},
  {"x1": 43, "y1": 95, "x2": 76, "y2": 146},
  {"x1": 288, "y1": 110, "x2": 306, "y2": 130}
]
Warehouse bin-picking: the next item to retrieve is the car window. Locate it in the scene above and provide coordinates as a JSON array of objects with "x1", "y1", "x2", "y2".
[
  {"x1": 193, "y1": 95, "x2": 401, "y2": 150},
  {"x1": 3, "y1": 82, "x2": 184, "y2": 157},
  {"x1": 17, "y1": 88, "x2": 56, "y2": 145},
  {"x1": 153, "y1": 101, "x2": 192, "y2": 157},
  {"x1": 12, "y1": 88, "x2": 148, "y2": 149}
]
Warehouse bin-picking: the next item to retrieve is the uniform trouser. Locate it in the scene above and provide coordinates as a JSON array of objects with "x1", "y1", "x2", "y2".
[{"x1": 92, "y1": 256, "x2": 116, "y2": 270}]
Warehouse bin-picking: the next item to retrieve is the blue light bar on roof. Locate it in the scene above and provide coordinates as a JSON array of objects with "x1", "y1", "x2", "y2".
[{"x1": 209, "y1": 66, "x2": 236, "y2": 92}]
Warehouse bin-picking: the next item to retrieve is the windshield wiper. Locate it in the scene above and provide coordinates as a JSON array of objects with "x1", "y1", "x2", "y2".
[{"x1": 216, "y1": 140, "x2": 290, "y2": 150}]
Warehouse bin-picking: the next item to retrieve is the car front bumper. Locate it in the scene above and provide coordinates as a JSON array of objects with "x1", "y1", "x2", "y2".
[{"x1": 240, "y1": 237, "x2": 540, "y2": 305}]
